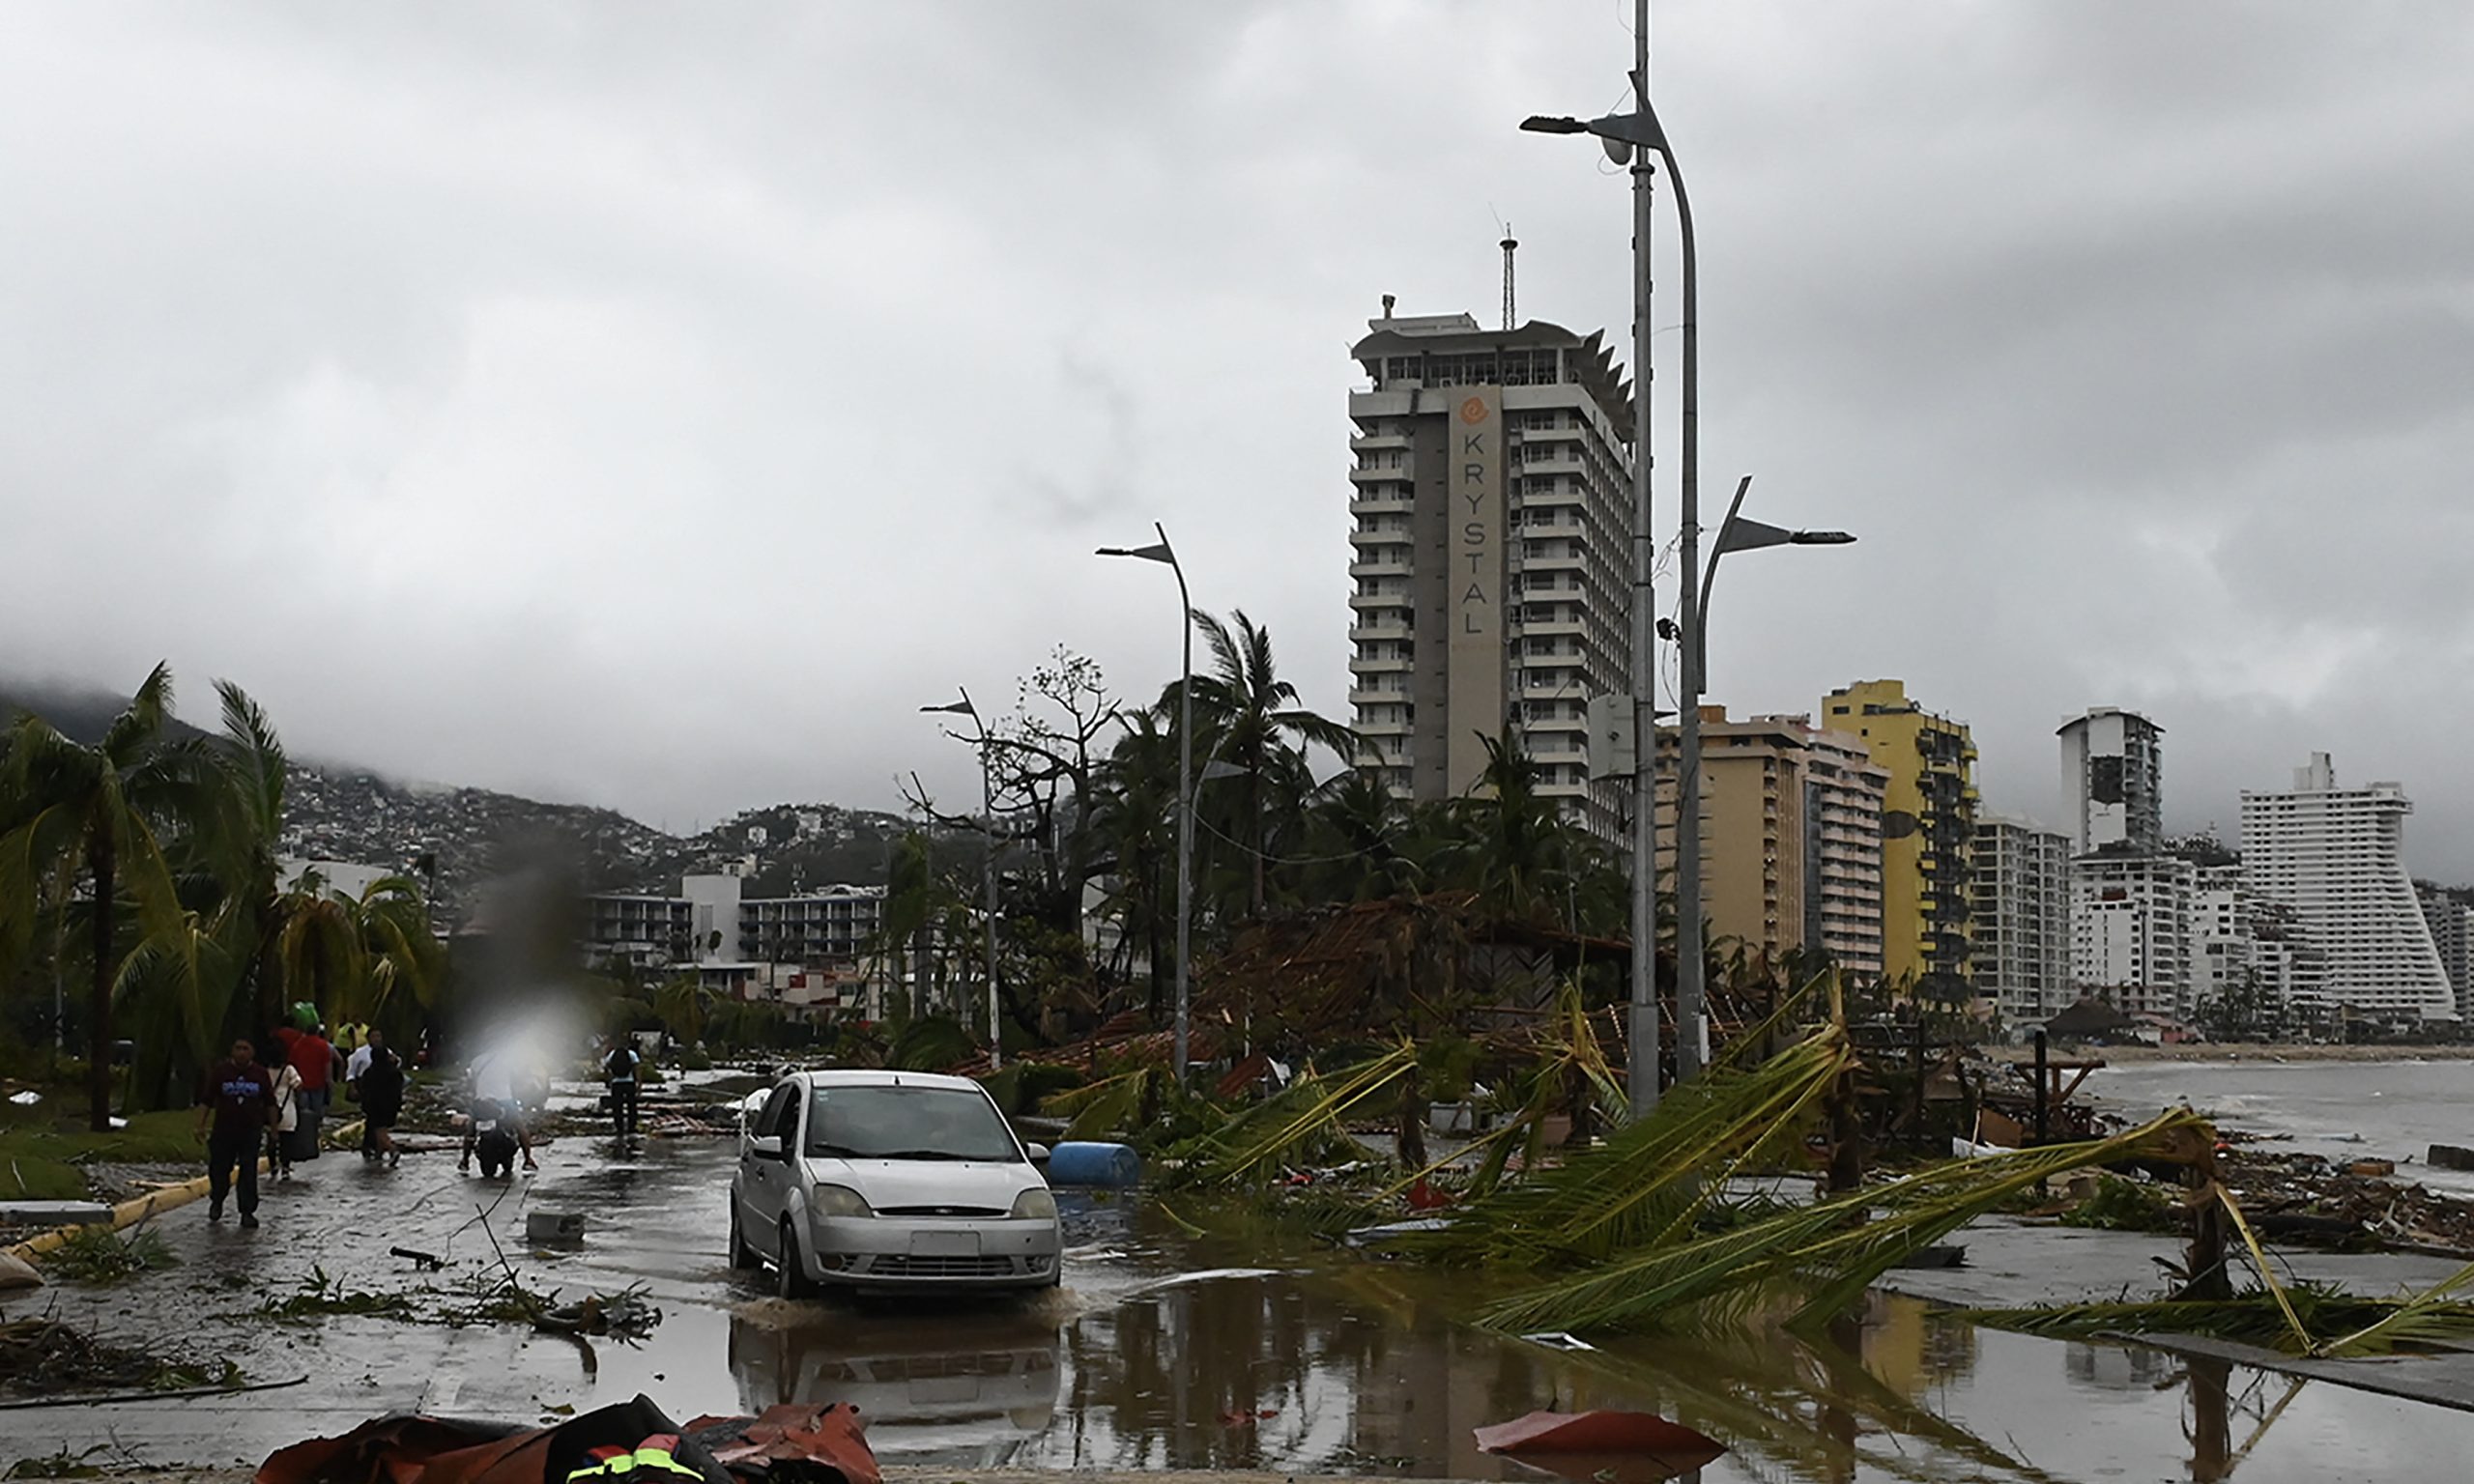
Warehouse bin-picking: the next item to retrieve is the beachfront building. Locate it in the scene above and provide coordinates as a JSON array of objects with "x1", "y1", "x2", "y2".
[
  {"x1": 2057, "y1": 708, "x2": 2165, "y2": 855},
  {"x1": 1821, "y1": 680, "x2": 1979, "y2": 992},
  {"x1": 1347, "y1": 302, "x2": 1635, "y2": 843},
  {"x1": 582, "y1": 870, "x2": 890, "y2": 1015},
  {"x1": 2070, "y1": 852, "x2": 2197, "y2": 1019},
  {"x1": 1654, "y1": 709, "x2": 1888, "y2": 977},
  {"x1": 2239, "y1": 754, "x2": 2455, "y2": 1027},
  {"x1": 2419, "y1": 886, "x2": 2474, "y2": 1021},
  {"x1": 1971, "y1": 814, "x2": 2073, "y2": 1025}
]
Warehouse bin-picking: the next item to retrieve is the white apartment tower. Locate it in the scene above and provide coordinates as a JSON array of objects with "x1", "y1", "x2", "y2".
[
  {"x1": 2070, "y1": 853, "x2": 2198, "y2": 1019},
  {"x1": 1348, "y1": 307, "x2": 1634, "y2": 841},
  {"x1": 2057, "y1": 708, "x2": 2164, "y2": 854},
  {"x1": 2239, "y1": 754, "x2": 2455, "y2": 1024},
  {"x1": 2418, "y1": 886, "x2": 2474, "y2": 1022},
  {"x1": 1971, "y1": 814, "x2": 2073, "y2": 1024}
]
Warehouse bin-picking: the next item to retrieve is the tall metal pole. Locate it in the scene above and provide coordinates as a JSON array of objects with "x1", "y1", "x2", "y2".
[
  {"x1": 979, "y1": 726, "x2": 1001, "y2": 1070},
  {"x1": 959, "y1": 687, "x2": 1001, "y2": 1070},
  {"x1": 1666, "y1": 93, "x2": 1706, "y2": 1084},
  {"x1": 1165, "y1": 524, "x2": 1195, "y2": 1089},
  {"x1": 1625, "y1": 0, "x2": 1662, "y2": 1117}
]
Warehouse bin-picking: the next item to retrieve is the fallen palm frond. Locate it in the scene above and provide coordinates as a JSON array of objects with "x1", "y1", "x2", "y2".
[
  {"x1": 1168, "y1": 1043, "x2": 1416, "y2": 1188},
  {"x1": 1368, "y1": 982, "x2": 1628, "y2": 1209},
  {"x1": 1477, "y1": 1108, "x2": 2208, "y2": 1335},
  {"x1": 1408, "y1": 1014, "x2": 1854, "y2": 1270},
  {"x1": 1963, "y1": 1283, "x2": 2474, "y2": 1356},
  {"x1": 1041, "y1": 1064, "x2": 1181, "y2": 1143}
]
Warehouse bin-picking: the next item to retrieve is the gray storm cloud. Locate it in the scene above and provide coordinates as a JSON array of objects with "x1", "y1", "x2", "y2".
[{"x1": 5, "y1": 1, "x2": 2473, "y2": 872}]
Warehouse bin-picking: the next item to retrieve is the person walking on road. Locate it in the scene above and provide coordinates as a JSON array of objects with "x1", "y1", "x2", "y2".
[
  {"x1": 290, "y1": 1022, "x2": 342, "y2": 1157},
  {"x1": 359, "y1": 1034, "x2": 407, "y2": 1168},
  {"x1": 196, "y1": 1039, "x2": 278, "y2": 1227},
  {"x1": 346, "y1": 1030, "x2": 383, "y2": 1157},
  {"x1": 266, "y1": 1054, "x2": 303, "y2": 1183},
  {"x1": 602, "y1": 1035, "x2": 642, "y2": 1140}
]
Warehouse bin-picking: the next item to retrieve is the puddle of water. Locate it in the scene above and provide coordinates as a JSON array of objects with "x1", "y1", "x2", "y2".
[{"x1": 20, "y1": 1137, "x2": 2467, "y2": 1481}]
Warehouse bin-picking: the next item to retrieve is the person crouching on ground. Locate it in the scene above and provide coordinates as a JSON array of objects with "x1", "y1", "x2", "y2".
[
  {"x1": 459, "y1": 1047, "x2": 539, "y2": 1173},
  {"x1": 266, "y1": 1052, "x2": 303, "y2": 1182},
  {"x1": 197, "y1": 1039, "x2": 278, "y2": 1228}
]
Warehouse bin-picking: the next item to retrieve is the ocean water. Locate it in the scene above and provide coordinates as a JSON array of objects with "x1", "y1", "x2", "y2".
[{"x1": 2087, "y1": 1057, "x2": 2474, "y2": 1197}]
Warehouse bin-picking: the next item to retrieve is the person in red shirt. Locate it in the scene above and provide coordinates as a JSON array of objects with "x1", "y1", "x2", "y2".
[
  {"x1": 292, "y1": 1024, "x2": 343, "y2": 1124},
  {"x1": 195, "y1": 1039, "x2": 279, "y2": 1227}
]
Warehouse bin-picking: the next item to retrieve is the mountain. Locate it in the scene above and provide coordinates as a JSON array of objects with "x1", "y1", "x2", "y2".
[{"x1": 1, "y1": 677, "x2": 950, "y2": 923}]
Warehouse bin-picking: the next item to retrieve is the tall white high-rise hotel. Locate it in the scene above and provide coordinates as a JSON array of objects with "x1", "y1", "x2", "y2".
[
  {"x1": 2240, "y1": 753, "x2": 2454, "y2": 1023},
  {"x1": 1347, "y1": 307, "x2": 1635, "y2": 840}
]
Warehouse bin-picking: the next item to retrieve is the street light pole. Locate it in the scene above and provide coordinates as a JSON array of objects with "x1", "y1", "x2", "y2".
[
  {"x1": 1679, "y1": 474, "x2": 1856, "y2": 1059},
  {"x1": 1625, "y1": 0, "x2": 1660, "y2": 1117},
  {"x1": 920, "y1": 690, "x2": 1002, "y2": 1070},
  {"x1": 1522, "y1": 0, "x2": 1663, "y2": 1116},
  {"x1": 1667, "y1": 106, "x2": 1708, "y2": 1084},
  {"x1": 1097, "y1": 525, "x2": 1194, "y2": 1087}
]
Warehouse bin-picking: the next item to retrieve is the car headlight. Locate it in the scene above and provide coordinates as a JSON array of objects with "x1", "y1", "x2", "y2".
[
  {"x1": 1009, "y1": 1186, "x2": 1058, "y2": 1221},
  {"x1": 810, "y1": 1184, "x2": 873, "y2": 1219}
]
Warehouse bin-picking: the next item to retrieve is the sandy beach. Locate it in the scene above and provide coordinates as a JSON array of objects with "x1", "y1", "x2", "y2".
[{"x1": 2075, "y1": 1042, "x2": 2474, "y2": 1065}]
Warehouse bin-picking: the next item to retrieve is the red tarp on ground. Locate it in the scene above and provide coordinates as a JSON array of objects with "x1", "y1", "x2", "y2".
[
  {"x1": 1474, "y1": 1409, "x2": 1727, "y2": 1484},
  {"x1": 256, "y1": 1395, "x2": 877, "y2": 1484}
]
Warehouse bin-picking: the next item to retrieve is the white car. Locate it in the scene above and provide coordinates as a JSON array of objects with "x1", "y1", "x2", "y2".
[{"x1": 730, "y1": 1069, "x2": 1061, "y2": 1295}]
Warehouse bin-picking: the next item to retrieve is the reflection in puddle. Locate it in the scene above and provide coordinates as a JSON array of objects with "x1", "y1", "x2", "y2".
[{"x1": 565, "y1": 1147, "x2": 2468, "y2": 1481}]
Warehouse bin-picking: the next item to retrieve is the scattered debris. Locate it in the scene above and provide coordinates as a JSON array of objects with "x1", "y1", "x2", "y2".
[
  {"x1": 526, "y1": 1211, "x2": 588, "y2": 1245},
  {"x1": 0, "y1": 1250, "x2": 41, "y2": 1293},
  {"x1": 685, "y1": 1401, "x2": 880, "y2": 1484},
  {"x1": 2058, "y1": 1174, "x2": 2178, "y2": 1234},
  {"x1": 1517, "y1": 1331, "x2": 1597, "y2": 1352},
  {"x1": 0, "y1": 1319, "x2": 238, "y2": 1397},
  {"x1": 389, "y1": 1246, "x2": 446, "y2": 1271}
]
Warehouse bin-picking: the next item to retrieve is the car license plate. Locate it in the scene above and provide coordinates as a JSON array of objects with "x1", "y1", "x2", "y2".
[{"x1": 909, "y1": 1230, "x2": 979, "y2": 1258}]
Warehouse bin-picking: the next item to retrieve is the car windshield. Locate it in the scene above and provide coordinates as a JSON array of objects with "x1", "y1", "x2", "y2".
[{"x1": 804, "y1": 1085, "x2": 1021, "y2": 1162}]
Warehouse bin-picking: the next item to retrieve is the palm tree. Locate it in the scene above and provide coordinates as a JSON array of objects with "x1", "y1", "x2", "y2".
[
  {"x1": 1300, "y1": 767, "x2": 1423, "y2": 903},
  {"x1": 1180, "y1": 610, "x2": 1357, "y2": 917},
  {"x1": 1094, "y1": 709, "x2": 1178, "y2": 1017},
  {"x1": 0, "y1": 664, "x2": 210, "y2": 1129},
  {"x1": 1428, "y1": 727, "x2": 1579, "y2": 924},
  {"x1": 273, "y1": 870, "x2": 442, "y2": 1032}
]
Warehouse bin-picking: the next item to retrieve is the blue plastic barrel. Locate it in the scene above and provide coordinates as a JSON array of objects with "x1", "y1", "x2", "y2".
[{"x1": 1044, "y1": 1141, "x2": 1144, "y2": 1187}]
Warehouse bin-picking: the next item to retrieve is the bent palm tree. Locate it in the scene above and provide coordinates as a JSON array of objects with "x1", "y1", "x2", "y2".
[{"x1": 0, "y1": 664, "x2": 210, "y2": 1129}]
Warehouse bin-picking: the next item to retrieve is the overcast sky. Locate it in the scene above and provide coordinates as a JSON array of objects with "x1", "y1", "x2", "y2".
[{"x1": 6, "y1": 3, "x2": 2474, "y2": 873}]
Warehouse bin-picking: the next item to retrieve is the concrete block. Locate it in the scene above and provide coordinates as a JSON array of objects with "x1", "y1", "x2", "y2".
[{"x1": 0, "y1": 1200, "x2": 113, "y2": 1224}]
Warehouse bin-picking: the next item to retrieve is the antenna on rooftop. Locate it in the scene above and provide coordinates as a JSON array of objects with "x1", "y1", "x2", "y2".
[{"x1": 1500, "y1": 225, "x2": 1518, "y2": 330}]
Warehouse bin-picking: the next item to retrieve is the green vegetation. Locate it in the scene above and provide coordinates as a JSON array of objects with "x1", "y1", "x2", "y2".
[
  {"x1": 2058, "y1": 1173, "x2": 2179, "y2": 1233},
  {"x1": 0, "y1": 1106, "x2": 198, "y2": 1200},
  {"x1": 40, "y1": 1223, "x2": 177, "y2": 1284},
  {"x1": 0, "y1": 670, "x2": 443, "y2": 1127}
]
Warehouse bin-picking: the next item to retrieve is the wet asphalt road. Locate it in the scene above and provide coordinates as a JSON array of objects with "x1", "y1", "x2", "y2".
[{"x1": 13, "y1": 1133, "x2": 2474, "y2": 1481}]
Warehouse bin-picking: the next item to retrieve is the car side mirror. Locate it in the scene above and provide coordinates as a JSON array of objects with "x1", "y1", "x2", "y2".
[
  {"x1": 1024, "y1": 1142, "x2": 1050, "y2": 1162},
  {"x1": 749, "y1": 1134, "x2": 784, "y2": 1160}
]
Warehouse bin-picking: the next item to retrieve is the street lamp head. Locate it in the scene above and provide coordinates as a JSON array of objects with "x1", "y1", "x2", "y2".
[
  {"x1": 920, "y1": 697, "x2": 976, "y2": 717},
  {"x1": 1519, "y1": 114, "x2": 1588, "y2": 135},
  {"x1": 1095, "y1": 540, "x2": 1176, "y2": 565},
  {"x1": 1789, "y1": 530, "x2": 1857, "y2": 546}
]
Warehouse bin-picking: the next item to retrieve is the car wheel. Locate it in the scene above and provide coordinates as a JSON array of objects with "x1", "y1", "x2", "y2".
[
  {"x1": 776, "y1": 1222, "x2": 817, "y2": 1299},
  {"x1": 728, "y1": 1203, "x2": 761, "y2": 1270}
]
